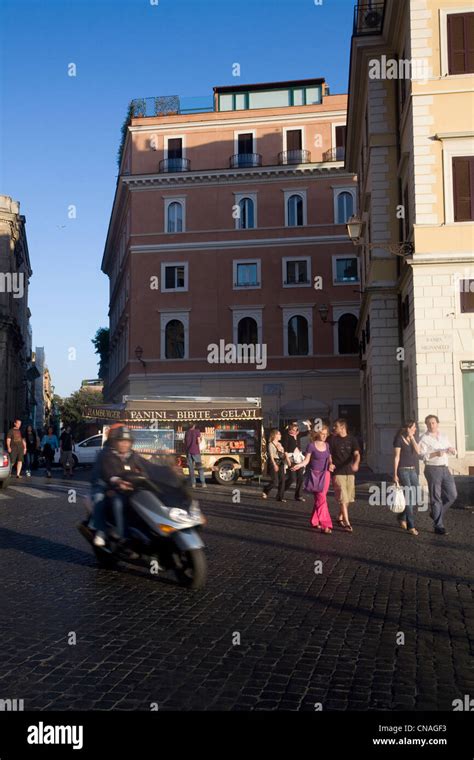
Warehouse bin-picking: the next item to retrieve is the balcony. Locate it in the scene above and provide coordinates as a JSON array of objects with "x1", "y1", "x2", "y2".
[
  {"x1": 278, "y1": 149, "x2": 311, "y2": 165},
  {"x1": 353, "y1": 3, "x2": 385, "y2": 36},
  {"x1": 229, "y1": 153, "x2": 262, "y2": 169},
  {"x1": 159, "y1": 157, "x2": 191, "y2": 173},
  {"x1": 322, "y1": 146, "x2": 345, "y2": 162}
]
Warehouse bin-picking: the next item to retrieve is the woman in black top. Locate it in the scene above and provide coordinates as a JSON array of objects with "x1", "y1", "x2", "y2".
[{"x1": 393, "y1": 420, "x2": 421, "y2": 535}]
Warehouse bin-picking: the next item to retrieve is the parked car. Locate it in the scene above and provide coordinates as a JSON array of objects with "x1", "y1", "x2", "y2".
[
  {"x1": 0, "y1": 450, "x2": 12, "y2": 489},
  {"x1": 54, "y1": 434, "x2": 102, "y2": 468}
]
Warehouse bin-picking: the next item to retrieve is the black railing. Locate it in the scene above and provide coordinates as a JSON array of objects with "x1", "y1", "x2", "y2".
[
  {"x1": 284, "y1": 279, "x2": 310, "y2": 286},
  {"x1": 234, "y1": 281, "x2": 261, "y2": 287},
  {"x1": 159, "y1": 157, "x2": 191, "y2": 173},
  {"x1": 278, "y1": 149, "x2": 311, "y2": 165},
  {"x1": 353, "y1": 3, "x2": 385, "y2": 36},
  {"x1": 229, "y1": 153, "x2": 262, "y2": 169},
  {"x1": 322, "y1": 146, "x2": 346, "y2": 162}
]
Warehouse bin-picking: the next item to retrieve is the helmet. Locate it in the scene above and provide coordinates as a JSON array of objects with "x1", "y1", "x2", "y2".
[{"x1": 107, "y1": 425, "x2": 134, "y2": 444}]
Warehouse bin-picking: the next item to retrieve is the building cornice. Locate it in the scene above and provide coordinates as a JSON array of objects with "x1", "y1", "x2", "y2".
[
  {"x1": 129, "y1": 234, "x2": 349, "y2": 254},
  {"x1": 129, "y1": 108, "x2": 348, "y2": 134},
  {"x1": 122, "y1": 163, "x2": 351, "y2": 190}
]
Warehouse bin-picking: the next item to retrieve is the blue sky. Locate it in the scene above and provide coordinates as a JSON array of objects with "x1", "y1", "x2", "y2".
[{"x1": 0, "y1": 0, "x2": 354, "y2": 396}]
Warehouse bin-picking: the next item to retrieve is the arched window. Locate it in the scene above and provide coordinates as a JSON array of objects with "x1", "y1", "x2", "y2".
[
  {"x1": 165, "y1": 319, "x2": 185, "y2": 358},
  {"x1": 238, "y1": 198, "x2": 255, "y2": 229},
  {"x1": 338, "y1": 313, "x2": 359, "y2": 354},
  {"x1": 238, "y1": 317, "x2": 258, "y2": 345},
  {"x1": 288, "y1": 315, "x2": 309, "y2": 355},
  {"x1": 337, "y1": 192, "x2": 354, "y2": 224},
  {"x1": 288, "y1": 194, "x2": 304, "y2": 226},
  {"x1": 167, "y1": 201, "x2": 183, "y2": 233}
]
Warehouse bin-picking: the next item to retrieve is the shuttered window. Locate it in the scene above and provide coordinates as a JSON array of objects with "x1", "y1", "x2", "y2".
[
  {"x1": 447, "y1": 13, "x2": 474, "y2": 75},
  {"x1": 453, "y1": 156, "x2": 474, "y2": 221}
]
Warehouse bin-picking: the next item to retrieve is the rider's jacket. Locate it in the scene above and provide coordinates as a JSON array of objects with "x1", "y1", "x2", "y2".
[{"x1": 99, "y1": 446, "x2": 147, "y2": 489}]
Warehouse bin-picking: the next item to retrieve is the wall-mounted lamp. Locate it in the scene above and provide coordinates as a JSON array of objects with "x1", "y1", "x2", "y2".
[
  {"x1": 317, "y1": 304, "x2": 337, "y2": 326},
  {"x1": 134, "y1": 345, "x2": 147, "y2": 368},
  {"x1": 346, "y1": 216, "x2": 414, "y2": 257}
]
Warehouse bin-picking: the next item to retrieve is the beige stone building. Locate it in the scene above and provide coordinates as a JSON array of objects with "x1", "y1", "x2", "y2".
[
  {"x1": 0, "y1": 196, "x2": 33, "y2": 441},
  {"x1": 346, "y1": 0, "x2": 474, "y2": 474}
]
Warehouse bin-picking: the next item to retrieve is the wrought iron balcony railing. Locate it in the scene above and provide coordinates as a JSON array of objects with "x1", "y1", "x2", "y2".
[
  {"x1": 229, "y1": 153, "x2": 262, "y2": 169},
  {"x1": 322, "y1": 146, "x2": 346, "y2": 162},
  {"x1": 234, "y1": 281, "x2": 261, "y2": 288},
  {"x1": 278, "y1": 149, "x2": 311, "y2": 165},
  {"x1": 353, "y1": 3, "x2": 385, "y2": 36},
  {"x1": 159, "y1": 157, "x2": 191, "y2": 173}
]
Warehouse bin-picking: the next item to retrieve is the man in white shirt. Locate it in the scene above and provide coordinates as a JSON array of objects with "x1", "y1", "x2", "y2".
[{"x1": 419, "y1": 415, "x2": 457, "y2": 535}]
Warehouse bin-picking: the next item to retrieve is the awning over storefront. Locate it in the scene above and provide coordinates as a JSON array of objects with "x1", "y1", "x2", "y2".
[{"x1": 83, "y1": 397, "x2": 263, "y2": 423}]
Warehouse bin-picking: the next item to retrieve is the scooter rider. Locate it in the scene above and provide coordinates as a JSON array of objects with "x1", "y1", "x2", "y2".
[{"x1": 92, "y1": 425, "x2": 146, "y2": 549}]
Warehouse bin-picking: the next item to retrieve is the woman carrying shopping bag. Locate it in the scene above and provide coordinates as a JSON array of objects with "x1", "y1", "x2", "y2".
[{"x1": 392, "y1": 420, "x2": 421, "y2": 536}]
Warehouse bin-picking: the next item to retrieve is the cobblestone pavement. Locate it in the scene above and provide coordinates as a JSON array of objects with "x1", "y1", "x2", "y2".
[{"x1": 0, "y1": 471, "x2": 472, "y2": 711}]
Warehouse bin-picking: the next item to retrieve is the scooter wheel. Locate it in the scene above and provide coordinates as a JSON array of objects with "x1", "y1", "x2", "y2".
[
  {"x1": 93, "y1": 546, "x2": 118, "y2": 569},
  {"x1": 174, "y1": 549, "x2": 207, "y2": 590}
]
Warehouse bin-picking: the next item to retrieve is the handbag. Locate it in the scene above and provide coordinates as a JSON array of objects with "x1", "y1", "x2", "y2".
[
  {"x1": 304, "y1": 456, "x2": 329, "y2": 493},
  {"x1": 389, "y1": 484, "x2": 406, "y2": 513}
]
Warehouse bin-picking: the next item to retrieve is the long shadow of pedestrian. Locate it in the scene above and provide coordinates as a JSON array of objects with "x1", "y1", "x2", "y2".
[
  {"x1": 0, "y1": 525, "x2": 94, "y2": 567},
  {"x1": 204, "y1": 524, "x2": 473, "y2": 586}
]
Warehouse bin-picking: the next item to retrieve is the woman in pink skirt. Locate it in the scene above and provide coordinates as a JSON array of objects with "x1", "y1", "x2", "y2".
[{"x1": 292, "y1": 426, "x2": 335, "y2": 534}]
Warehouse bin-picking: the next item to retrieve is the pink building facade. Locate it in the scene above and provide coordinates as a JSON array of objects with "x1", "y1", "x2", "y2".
[{"x1": 103, "y1": 78, "x2": 361, "y2": 431}]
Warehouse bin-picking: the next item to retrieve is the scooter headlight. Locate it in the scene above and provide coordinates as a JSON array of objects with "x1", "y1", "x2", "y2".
[{"x1": 169, "y1": 508, "x2": 192, "y2": 523}]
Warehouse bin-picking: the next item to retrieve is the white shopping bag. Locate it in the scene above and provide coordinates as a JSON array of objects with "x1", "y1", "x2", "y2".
[{"x1": 389, "y1": 485, "x2": 406, "y2": 514}]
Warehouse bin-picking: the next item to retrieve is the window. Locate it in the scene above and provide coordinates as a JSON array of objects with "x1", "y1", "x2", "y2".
[
  {"x1": 238, "y1": 133, "x2": 253, "y2": 155},
  {"x1": 453, "y1": 156, "x2": 474, "y2": 221},
  {"x1": 233, "y1": 259, "x2": 261, "y2": 289},
  {"x1": 165, "y1": 319, "x2": 185, "y2": 359},
  {"x1": 161, "y1": 312, "x2": 189, "y2": 360},
  {"x1": 460, "y1": 280, "x2": 474, "y2": 312},
  {"x1": 333, "y1": 257, "x2": 359, "y2": 284},
  {"x1": 167, "y1": 138, "x2": 183, "y2": 159},
  {"x1": 167, "y1": 201, "x2": 183, "y2": 233},
  {"x1": 237, "y1": 317, "x2": 258, "y2": 345},
  {"x1": 335, "y1": 125, "x2": 346, "y2": 161},
  {"x1": 462, "y1": 370, "x2": 474, "y2": 450},
  {"x1": 336, "y1": 191, "x2": 354, "y2": 224},
  {"x1": 447, "y1": 13, "x2": 474, "y2": 75},
  {"x1": 286, "y1": 129, "x2": 302, "y2": 152},
  {"x1": 284, "y1": 258, "x2": 310, "y2": 286},
  {"x1": 333, "y1": 188, "x2": 356, "y2": 224},
  {"x1": 238, "y1": 197, "x2": 255, "y2": 229},
  {"x1": 338, "y1": 313, "x2": 359, "y2": 355},
  {"x1": 288, "y1": 316, "x2": 309, "y2": 356},
  {"x1": 287, "y1": 194, "x2": 304, "y2": 226},
  {"x1": 161, "y1": 262, "x2": 188, "y2": 292}
]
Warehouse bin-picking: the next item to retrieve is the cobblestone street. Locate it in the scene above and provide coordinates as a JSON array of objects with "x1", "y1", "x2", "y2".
[{"x1": 0, "y1": 473, "x2": 471, "y2": 711}]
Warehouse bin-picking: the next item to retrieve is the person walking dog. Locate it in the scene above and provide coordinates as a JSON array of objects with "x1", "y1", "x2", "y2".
[{"x1": 419, "y1": 415, "x2": 457, "y2": 535}]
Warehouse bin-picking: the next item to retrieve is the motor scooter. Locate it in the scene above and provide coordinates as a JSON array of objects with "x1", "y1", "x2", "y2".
[{"x1": 77, "y1": 463, "x2": 207, "y2": 589}]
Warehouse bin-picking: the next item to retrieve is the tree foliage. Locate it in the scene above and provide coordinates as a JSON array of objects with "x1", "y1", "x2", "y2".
[
  {"x1": 57, "y1": 387, "x2": 104, "y2": 441},
  {"x1": 92, "y1": 327, "x2": 109, "y2": 381}
]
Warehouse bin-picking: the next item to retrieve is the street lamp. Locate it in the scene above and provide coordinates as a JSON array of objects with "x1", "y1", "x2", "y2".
[
  {"x1": 134, "y1": 345, "x2": 146, "y2": 368},
  {"x1": 346, "y1": 216, "x2": 414, "y2": 257},
  {"x1": 317, "y1": 304, "x2": 337, "y2": 326}
]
